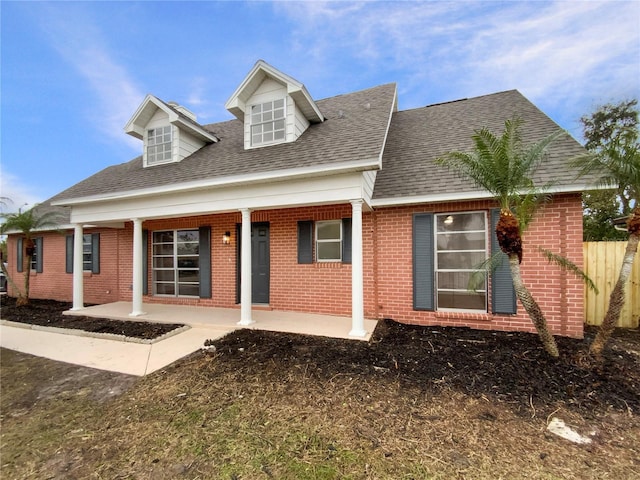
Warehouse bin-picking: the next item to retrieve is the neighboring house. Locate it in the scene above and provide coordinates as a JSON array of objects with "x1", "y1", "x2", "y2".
[{"x1": 5, "y1": 60, "x2": 590, "y2": 337}]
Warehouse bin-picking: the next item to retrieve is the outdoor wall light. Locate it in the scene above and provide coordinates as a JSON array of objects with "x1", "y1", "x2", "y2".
[{"x1": 222, "y1": 231, "x2": 231, "y2": 245}]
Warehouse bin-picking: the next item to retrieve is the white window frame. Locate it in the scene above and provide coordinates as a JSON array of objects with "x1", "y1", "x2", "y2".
[
  {"x1": 82, "y1": 234, "x2": 93, "y2": 272},
  {"x1": 434, "y1": 211, "x2": 488, "y2": 312},
  {"x1": 152, "y1": 229, "x2": 200, "y2": 298},
  {"x1": 250, "y1": 99, "x2": 286, "y2": 146},
  {"x1": 29, "y1": 240, "x2": 39, "y2": 271},
  {"x1": 316, "y1": 220, "x2": 342, "y2": 262},
  {"x1": 147, "y1": 126, "x2": 173, "y2": 165}
]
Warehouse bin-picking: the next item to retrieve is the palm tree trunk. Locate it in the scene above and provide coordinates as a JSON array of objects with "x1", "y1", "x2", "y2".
[
  {"x1": 590, "y1": 230, "x2": 639, "y2": 357},
  {"x1": 509, "y1": 254, "x2": 560, "y2": 358}
]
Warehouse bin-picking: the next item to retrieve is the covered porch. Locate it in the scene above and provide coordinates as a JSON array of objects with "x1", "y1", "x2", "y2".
[{"x1": 65, "y1": 302, "x2": 378, "y2": 341}]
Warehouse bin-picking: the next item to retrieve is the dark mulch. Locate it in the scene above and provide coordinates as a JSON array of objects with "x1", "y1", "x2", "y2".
[
  {"x1": 208, "y1": 319, "x2": 640, "y2": 419},
  {"x1": 1, "y1": 297, "x2": 184, "y2": 340}
]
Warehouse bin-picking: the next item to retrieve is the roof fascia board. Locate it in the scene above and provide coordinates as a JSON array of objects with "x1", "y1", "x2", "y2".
[
  {"x1": 371, "y1": 184, "x2": 597, "y2": 207},
  {"x1": 52, "y1": 158, "x2": 381, "y2": 207},
  {"x1": 124, "y1": 94, "x2": 217, "y2": 143}
]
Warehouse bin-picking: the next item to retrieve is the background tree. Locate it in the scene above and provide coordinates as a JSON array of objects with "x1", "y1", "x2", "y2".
[
  {"x1": 437, "y1": 118, "x2": 563, "y2": 357},
  {"x1": 0, "y1": 205, "x2": 61, "y2": 306},
  {"x1": 573, "y1": 121, "x2": 640, "y2": 356},
  {"x1": 580, "y1": 99, "x2": 638, "y2": 242}
]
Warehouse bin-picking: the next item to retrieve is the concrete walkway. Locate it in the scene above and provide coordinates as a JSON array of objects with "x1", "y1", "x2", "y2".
[
  {"x1": 0, "y1": 302, "x2": 376, "y2": 376},
  {"x1": 0, "y1": 324, "x2": 230, "y2": 376}
]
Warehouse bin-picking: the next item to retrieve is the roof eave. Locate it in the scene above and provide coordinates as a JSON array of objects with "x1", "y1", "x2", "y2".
[
  {"x1": 52, "y1": 158, "x2": 381, "y2": 207},
  {"x1": 371, "y1": 184, "x2": 597, "y2": 207}
]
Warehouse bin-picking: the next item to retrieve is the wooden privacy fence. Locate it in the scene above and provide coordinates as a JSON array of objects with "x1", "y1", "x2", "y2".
[{"x1": 583, "y1": 241, "x2": 640, "y2": 328}]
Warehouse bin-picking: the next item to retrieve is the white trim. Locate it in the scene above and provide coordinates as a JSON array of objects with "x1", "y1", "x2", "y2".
[
  {"x1": 52, "y1": 158, "x2": 380, "y2": 207},
  {"x1": 238, "y1": 208, "x2": 254, "y2": 326},
  {"x1": 71, "y1": 224, "x2": 84, "y2": 311},
  {"x1": 349, "y1": 199, "x2": 366, "y2": 337},
  {"x1": 371, "y1": 184, "x2": 595, "y2": 207}
]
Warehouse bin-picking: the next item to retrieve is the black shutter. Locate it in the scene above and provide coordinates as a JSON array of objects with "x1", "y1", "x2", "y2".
[
  {"x1": 66, "y1": 235, "x2": 74, "y2": 273},
  {"x1": 342, "y1": 218, "x2": 352, "y2": 264},
  {"x1": 413, "y1": 213, "x2": 434, "y2": 310},
  {"x1": 491, "y1": 209, "x2": 517, "y2": 314},
  {"x1": 199, "y1": 226, "x2": 212, "y2": 299},
  {"x1": 142, "y1": 229, "x2": 149, "y2": 295},
  {"x1": 35, "y1": 237, "x2": 43, "y2": 273},
  {"x1": 297, "y1": 220, "x2": 313, "y2": 264},
  {"x1": 17, "y1": 238, "x2": 23, "y2": 273},
  {"x1": 91, "y1": 233, "x2": 100, "y2": 274}
]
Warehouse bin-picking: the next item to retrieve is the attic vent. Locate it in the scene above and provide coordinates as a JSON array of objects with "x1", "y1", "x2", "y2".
[{"x1": 168, "y1": 101, "x2": 197, "y2": 122}]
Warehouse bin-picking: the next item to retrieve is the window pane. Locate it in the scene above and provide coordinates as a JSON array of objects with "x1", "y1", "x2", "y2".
[
  {"x1": 154, "y1": 231, "x2": 173, "y2": 243},
  {"x1": 437, "y1": 231, "x2": 486, "y2": 250},
  {"x1": 153, "y1": 257, "x2": 174, "y2": 269},
  {"x1": 437, "y1": 212, "x2": 485, "y2": 232},
  {"x1": 178, "y1": 269, "x2": 199, "y2": 282},
  {"x1": 317, "y1": 241, "x2": 341, "y2": 261},
  {"x1": 274, "y1": 99, "x2": 284, "y2": 109},
  {"x1": 177, "y1": 256, "x2": 199, "y2": 268},
  {"x1": 274, "y1": 119, "x2": 285, "y2": 130},
  {"x1": 274, "y1": 131, "x2": 285, "y2": 140},
  {"x1": 155, "y1": 270, "x2": 175, "y2": 282},
  {"x1": 438, "y1": 251, "x2": 486, "y2": 270},
  {"x1": 437, "y1": 271, "x2": 485, "y2": 290},
  {"x1": 178, "y1": 284, "x2": 199, "y2": 297},
  {"x1": 438, "y1": 291, "x2": 486, "y2": 310},
  {"x1": 264, "y1": 132, "x2": 273, "y2": 142},
  {"x1": 155, "y1": 283, "x2": 175, "y2": 295},
  {"x1": 153, "y1": 244, "x2": 174, "y2": 255},
  {"x1": 317, "y1": 222, "x2": 341, "y2": 240}
]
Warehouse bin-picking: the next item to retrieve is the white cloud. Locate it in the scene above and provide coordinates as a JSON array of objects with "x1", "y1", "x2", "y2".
[
  {"x1": 276, "y1": 0, "x2": 640, "y2": 114},
  {"x1": 0, "y1": 170, "x2": 45, "y2": 213},
  {"x1": 34, "y1": 4, "x2": 144, "y2": 151}
]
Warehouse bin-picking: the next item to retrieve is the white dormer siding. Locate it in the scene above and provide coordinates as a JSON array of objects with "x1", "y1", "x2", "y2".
[
  {"x1": 142, "y1": 107, "x2": 209, "y2": 167},
  {"x1": 125, "y1": 94, "x2": 218, "y2": 168},
  {"x1": 243, "y1": 78, "x2": 311, "y2": 149},
  {"x1": 227, "y1": 61, "x2": 323, "y2": 150}
]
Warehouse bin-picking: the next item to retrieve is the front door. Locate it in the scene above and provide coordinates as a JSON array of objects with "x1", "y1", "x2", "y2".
[{"x1": 236, "y1": 222, "x2": 270, "y2": 304}]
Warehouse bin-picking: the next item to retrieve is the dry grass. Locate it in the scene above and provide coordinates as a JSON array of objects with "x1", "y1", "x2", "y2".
[{"x1": 2, "y1": 323, "x2": 639, "y2": 479}]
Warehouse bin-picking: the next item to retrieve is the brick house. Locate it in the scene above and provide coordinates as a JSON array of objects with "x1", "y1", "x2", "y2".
[{"x1": 5, "y1": 60, "x2": 590, "y2": 337}]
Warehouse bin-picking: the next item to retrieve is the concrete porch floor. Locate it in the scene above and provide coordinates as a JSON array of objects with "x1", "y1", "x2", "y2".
[
  {"x1": 65, "y1": 302, "x2": 377, "y2": 341},
  {"x1": 1, "y1": 303, "x2": 377, "y2": 377}
]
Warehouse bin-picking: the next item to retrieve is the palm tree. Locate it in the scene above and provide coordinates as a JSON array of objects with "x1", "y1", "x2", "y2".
[
  {"x1": 436, "y1": 118, "x2": 564, "y2": 357},
  {"x1": 573, "y1": 131, "x2": 640, "y2": 356},
  {"x1": 0, "y1": 205, "x2": 61, "y2": 306}
]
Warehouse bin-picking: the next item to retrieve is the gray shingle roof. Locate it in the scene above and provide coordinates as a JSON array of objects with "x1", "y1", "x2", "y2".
[
  {"x1": 373, "y1": 89, "x2": 587, "y2": 201},
  {"x1": 53, "y1": 83, "x2": 397, "y2": 203}
]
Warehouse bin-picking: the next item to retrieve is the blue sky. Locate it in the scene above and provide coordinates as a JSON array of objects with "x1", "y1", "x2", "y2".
[{"x1": 1, "y1": 1, "x2": 639, "y2": 210}]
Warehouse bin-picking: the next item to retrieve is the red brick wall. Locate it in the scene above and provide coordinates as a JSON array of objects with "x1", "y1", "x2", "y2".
[
  {"x1": 10, "y1": 193, "x2": 584, "y2": 337},
  {"x1": 4, "y1": 228, "x2": 121, "y2": 305},
  {"x1": 372, "y1": 194, "x2": 584, "y2": 338}
]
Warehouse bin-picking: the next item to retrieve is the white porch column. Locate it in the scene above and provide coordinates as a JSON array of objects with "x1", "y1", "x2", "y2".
[
  {"x1": 71, "y1": 224, "x2": 84, "y2": 311},
  {"x1": 130, "y1": 218, "x2": 146, "y2": 317},
  {"x1": 349, "y1": 199, "x2": 366, "y2": 337},
  {"x1": 238, "y1": 208, "x2": 254, "y2": 325}
]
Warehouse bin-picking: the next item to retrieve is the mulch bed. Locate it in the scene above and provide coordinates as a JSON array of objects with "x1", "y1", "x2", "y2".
[
  {"x1": 1, "y1": 297, "x2": 184, "y2": 340},
  {"x1": 206, "y1": 319, "x2": 640, "y2": 419}
]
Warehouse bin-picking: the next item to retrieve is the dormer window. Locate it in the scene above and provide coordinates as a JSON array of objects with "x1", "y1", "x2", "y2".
[
  {"x1": 147, "y1": 126, "x2": 172, "y2": 165},
  {"x1": 251, "y1": 99, "x2": 286, "y2": 146}
]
